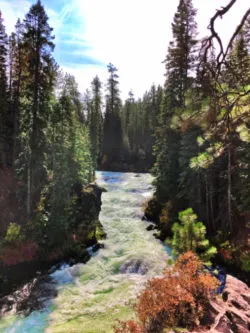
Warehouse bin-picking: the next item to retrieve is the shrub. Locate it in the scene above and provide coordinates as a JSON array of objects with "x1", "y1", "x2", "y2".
[
  {"x1": 172, "y1": 208, "x2": 217, "y2": 264},
  {"x1": 240, "y1": 251, "x2": 250, "y2": 272},
  {"x1": 5, "y1": 223, "x2": 22, "y2": 244},
  {"x1": 159, "y1": 201, "x2": 171, "y2": 225},
  {"x1": 114, "y1": 320, "x2": 144, "y2": 333},
  {"x1": 114, "y1": 252, "x2": 219, "y2": 333}
]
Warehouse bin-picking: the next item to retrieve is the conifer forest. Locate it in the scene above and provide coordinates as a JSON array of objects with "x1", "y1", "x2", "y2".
[{"x1": 0, "y1": 1, "x2": 249, "y2": 332}]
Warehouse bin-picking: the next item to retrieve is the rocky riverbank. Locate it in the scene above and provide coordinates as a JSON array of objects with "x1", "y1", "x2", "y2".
[
  {"x1": 191, "y1": 275, "x2": 250, "y2": 333},
  {"x1": 0, "y1": 183, "x2": 106, "y2": 298}
]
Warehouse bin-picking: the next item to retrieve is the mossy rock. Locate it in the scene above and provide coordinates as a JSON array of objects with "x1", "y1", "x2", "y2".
[{"x1": 144, "y1": 196, "x2": 162, "y2": 223}]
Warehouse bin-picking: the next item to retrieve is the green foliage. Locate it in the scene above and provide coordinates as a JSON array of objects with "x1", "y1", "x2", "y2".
[
  {"x1": 151, "y1": 0, "x2": 250, "y2": 253},
  {"x1": 240, "y1": 252, "x2": 250, "y2": 272},
  {"x1": 88, "y1": 76, "x2": 103, "y2": 172},
  {"x1": 45, "y1": 73, "x2": 94, "y2": 246},
  {"x1": 102, "y1": 63, "x2": 123, "y2": 163},
  {"x1": 153, "y1": 0, "x2": 197, "y2": 205},
  {"x1": 5, "y1": 223, "x2": 22, "y2": 244},
  {"x1": 172, "y1": 208, "x2": 217, "y2": 263},
  {"x1": 121, "y1": 85, "x2": 163, "y2": 168},
  {"x1": 0, "y1": 11, "x2": 9, "y2": 165},
  {"x1": 95, "y1": 222, "x2": 106, "y2": 241},
  {"x1": 0, "y1": 2, "x2": 96, "y2": 253}
]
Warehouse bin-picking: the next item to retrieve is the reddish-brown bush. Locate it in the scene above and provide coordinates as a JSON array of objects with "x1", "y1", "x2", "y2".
[
  {"x1": 114, "y1": 320, "x2": 144, "y2": 333},
  {"x1": 114, "y1": 252, "x2": 219, "y2": 333}
]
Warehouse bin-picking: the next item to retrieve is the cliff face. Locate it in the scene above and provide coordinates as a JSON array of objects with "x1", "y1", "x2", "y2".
[{"x1": 71, "y1": 183, "x2": 107, "y2": 248}]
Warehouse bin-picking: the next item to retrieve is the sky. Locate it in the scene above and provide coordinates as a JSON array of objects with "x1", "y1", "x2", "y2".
[{"x1": 0, "y1": 0, "x2": 249, "y2": 100}]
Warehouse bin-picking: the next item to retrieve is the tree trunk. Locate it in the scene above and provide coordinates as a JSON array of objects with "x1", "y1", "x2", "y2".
[
  {"x1": 27, "y1": 162, "x2": 31, "y2": 217},
  {"x1": 227, "y1": 144, "x2": 232, "y2": 232}
]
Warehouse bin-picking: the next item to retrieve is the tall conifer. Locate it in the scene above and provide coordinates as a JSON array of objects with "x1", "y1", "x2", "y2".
[
  {"x1": 22, "y1": 0, "x2": 56, "y2": 215},
  {"x1": 153, "y1": 0, "x2": 198, "y2": 206},
  {"x1": 103, "y1": 63, "x2": 123, "y2": 163},
  {"x1": 0, "y1": 12, "x2": 9, "y2": 166}
]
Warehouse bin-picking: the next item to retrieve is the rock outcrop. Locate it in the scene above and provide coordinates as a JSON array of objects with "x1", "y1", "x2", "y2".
[
  {"x1": 191, "y1": 275, "x2": 250, "y2": 333},
  {"x1": 0, "y1": 183, "x2": 107, "y2": 298},
  {"x1": 70, "y1": 183, "x2": 107, "y2": 247},
  {"x1": 0, "y1": 275, "x2": 57, "y2": 316}
]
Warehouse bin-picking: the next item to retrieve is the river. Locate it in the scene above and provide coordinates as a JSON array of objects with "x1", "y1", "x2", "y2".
[{"x1": 0, "y1": 171, "x2": 170, "y2": 333}]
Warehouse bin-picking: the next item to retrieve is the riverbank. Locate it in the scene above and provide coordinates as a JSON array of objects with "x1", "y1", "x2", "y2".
[
  {"x1": 0, "y1": 171, "x2": 170, "y2": 333},
  {"x1": 0, "y1": 183, "x2": 106, "y2": 298},
  {"x1": 143, "y1": 196, "x2": 250, "y2": 286}
]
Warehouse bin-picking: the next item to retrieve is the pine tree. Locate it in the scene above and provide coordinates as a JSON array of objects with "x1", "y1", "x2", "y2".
[
  {"x1": 153, "y1": 0, "x2": 197, "y2": 207},
  {"x1": 166, "y1": 0, "x2": 197, "y2": 108},
  {"x1": 89, "y1": 76, "x2": 103, "y2": 172},
  {"x1": 225, "y1": 22, "x2": 250, "y2": 88},
  {"x1": 122, "y1": 90, "x2": 136, "y2": 156},
  {"x1": 46, "y1": 72, "x2": 93, "y2": 246},
  {"x1": 172, "y1": 208, "x2": 217, "y2": 263},
  {"x1": 9, "y1": 19, "x2": 25, "y2": 165},
  {"x1": 120, "y1": 85, "x2": 163, "y2": 169},
  {"x1": 102, "y1": 63, "x2": 123, "y2": 164},
  {"x1": 64, "y1": 73, "x2": 84, "y2": 123},
  {"x1": 84, "y1": 88, "x2": 92, "y2": 124},
  {"x1": 0, "y1": 11, "x2": 9, "y2": 166},
  {"x1": 21, "y1": 0, "x2": 56, "y2": 216}
]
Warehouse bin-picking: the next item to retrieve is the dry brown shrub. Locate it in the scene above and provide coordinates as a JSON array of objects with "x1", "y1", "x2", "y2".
[
  {"x1": 114, "y1": 252, "x2": 219, "y2": 333},
  {"x1": 114, "y1": 320, "x2": 144, "y2": 333}
]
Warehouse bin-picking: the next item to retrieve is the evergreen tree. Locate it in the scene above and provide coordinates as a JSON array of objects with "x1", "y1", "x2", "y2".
[
  {"x1": 9, "y1": 19, "x2": 25, "y2": 165},
  {"x1": 46, "y1": 74, "x2": 93, "y2": 246},
  {"x1": 172, "y1": 208, "x2": 217, "y2": 263},
  {"x1": 102, "y1": 63, "x2": 123, "y2": 164},
  {"x1": 120, "y1": 85, "x2": 163, "y2": 169},
  {"x1": 21, "y1": 0, "x2": 56, "y2": 216},
  {"x1": 89, "y1": 76, "x2": 103, "y2": 172},
  {"x1": 64, "y1": 73, "x2": 84, "y2": 123},
  {"x1": 166, "y1": 0, "x2": 197, "y2": 108},
  {"x1": 122, "y1": 90, "x2": 137, "y2": 156},
  {"x1": 153, "y1": 0, "x2": 197, "y2": 207},
  {"x1": 225, "y1": 22, "x2": 250, "y2": 88},
  {"x1": 0, "y1": 11, "x2": 9, "y2": 166}
]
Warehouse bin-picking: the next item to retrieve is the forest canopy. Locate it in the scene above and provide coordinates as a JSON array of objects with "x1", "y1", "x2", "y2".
[{"x1": 0, "y1": 0, "x2": 249, "y2": 273}]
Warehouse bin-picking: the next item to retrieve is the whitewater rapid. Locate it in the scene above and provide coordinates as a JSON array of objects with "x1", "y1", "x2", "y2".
[{"x1": 0, "y1": 171, "x2": 170, "y2": 333}]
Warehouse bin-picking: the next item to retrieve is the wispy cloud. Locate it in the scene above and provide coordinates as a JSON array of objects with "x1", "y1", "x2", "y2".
[
  {"x1": 0, "y1": 0, "x2": 31, "y2": 33},
  {"x1": 1, "y1": 0, "x2": 250, "y2": 100}
]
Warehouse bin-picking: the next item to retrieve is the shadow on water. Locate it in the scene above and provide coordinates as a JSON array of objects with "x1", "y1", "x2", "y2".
[{"x1": 99, "y1": 170, "x2": 127, "y2": 184}]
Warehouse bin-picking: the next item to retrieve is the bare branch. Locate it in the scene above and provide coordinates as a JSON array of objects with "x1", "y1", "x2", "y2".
[
  {"x1": 204, "y1": 0, "x2": 237, "y2": 69},
  {"x1": 224, "y1": 8, "x2": 250, "y2": 63}
]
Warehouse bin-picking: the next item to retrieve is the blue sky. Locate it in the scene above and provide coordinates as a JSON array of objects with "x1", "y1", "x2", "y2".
[{"x1": 0, "y1": 0, "x2": 249, "y2": 100}]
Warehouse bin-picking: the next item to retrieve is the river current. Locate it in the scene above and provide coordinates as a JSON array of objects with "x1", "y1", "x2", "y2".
[{"x1": 0, "y1": 171, "x2": 170, "y2": 333}]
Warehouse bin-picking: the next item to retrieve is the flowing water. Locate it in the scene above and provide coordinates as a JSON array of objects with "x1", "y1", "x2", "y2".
[{"x1": 0, "y1": 171, "x2": 170, "y2": 333}]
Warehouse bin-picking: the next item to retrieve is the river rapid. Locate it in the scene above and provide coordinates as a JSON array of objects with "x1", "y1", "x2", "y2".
[{"x1": 0, "y1": 171, "x2": 170, "y2": 333}]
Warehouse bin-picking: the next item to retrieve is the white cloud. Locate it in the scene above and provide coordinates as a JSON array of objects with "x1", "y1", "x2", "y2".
[
  {"x1": 66, "y1": 0, "x2": 178, "y2": 99},
  {"x1": 66, "y1": 0, "x2": 250, "y2": 100},
  {"x1": 0, "y1": 0, "x2": 31, "y2": 34}
]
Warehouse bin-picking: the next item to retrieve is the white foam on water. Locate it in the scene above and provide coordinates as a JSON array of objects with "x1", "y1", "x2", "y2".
[{"x1": 1, "y1": 171, "x2": 171, "y2": 333}]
